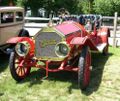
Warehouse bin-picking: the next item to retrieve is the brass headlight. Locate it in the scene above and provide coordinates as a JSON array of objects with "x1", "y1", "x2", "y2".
[
  {"x1": 55, "y1": 42, "x2": 70, "y2": 58},
  {"x1": 15, "y1": 41, "x2": 30, "y2": 57}
]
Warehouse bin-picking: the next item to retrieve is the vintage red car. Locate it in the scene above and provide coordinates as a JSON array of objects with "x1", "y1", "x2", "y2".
[{"x1": 7, "y1": 17, "x2": 110, "y2": 90}]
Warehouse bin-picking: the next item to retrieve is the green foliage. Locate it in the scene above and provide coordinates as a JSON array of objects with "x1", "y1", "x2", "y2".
[
  {"x1": 93, "y1": 0, "x2": 120, "y2": 16},
  {"x1": 78, "y1": 0, "x2": 94, "y2": 14},
  {"x1": 1, "y1": 0, "x2": 120, "y2": 16},
  {"x1": 15, "y1": 0, "x2": 79, "y2": 16},
  {"x1": 54, "y1": 0, "x2": 79, "y2": 14},
  {"x1": 27, "y1": 0, "x2": 45, "y2": 16},
  {"x1": 0, "y1": 0, "x2": 9, "y2": 6},
  {"x1": 0, "y1": 0, "x2": 17, "y2": 6},
  {"x1": 26, "y1": 0, "x2": 79, "y2": 16},
  {"x1": 111, "y1": 0, "x2": 120, "y2": 16},
  {"x1": 15, "y1": 0, "x2": 25, "y2": 7}
]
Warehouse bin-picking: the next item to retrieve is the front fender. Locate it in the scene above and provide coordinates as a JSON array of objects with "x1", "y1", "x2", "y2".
[
  {"x1": 70, "y1": 37, "x2": 98, "y2": 51},
  {"x1": 7, "y1": 37, "x2": 31, "y2": 44},
  {"x1": 7, "y1": 37, "x2": 35, "y2": 54}
]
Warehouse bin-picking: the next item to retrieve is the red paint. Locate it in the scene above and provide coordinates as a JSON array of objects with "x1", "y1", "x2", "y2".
[
  {"x1": 8, "y1": 20, "x2": 110, "y2": 85},
  {"x1": 15, "y1": 56, "x2": 31, "y2": 78},
  {"x1": 55, "y1": 21, "x2": 80, "y2": 35},
  {"x1": 7, "y1": 37, "x2": 35, "y2": 55},
  {"x1": 83, "y1": 49, "x2": 91, "y2": 87}
]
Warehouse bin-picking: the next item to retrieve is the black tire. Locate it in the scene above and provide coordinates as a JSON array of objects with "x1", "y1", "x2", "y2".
[
  {"x1": 9, "y1": 52, "x2": 31, "y2": 82},
  {"x1": 78, "y1": 46, "x2": 91, "y2": 90},
  {"x1": 19, "y1": 29, "x2": 29, "y2": 37},
  {"x1": 102, "y1": 45, "x2": 108, "y2": 56}
]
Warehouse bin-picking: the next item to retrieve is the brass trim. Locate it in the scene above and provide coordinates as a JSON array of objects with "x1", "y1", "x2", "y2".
[
  {"x1": 55, "y1": 41, "x2": 71, "y2": 58},
  {"x1": 15, "y1": 41, "x2": 30, "y2": 57},
  {"x1": 34, "y1": 27, "x2": 65, "y2": 41},
  {"x1": 34, "y1": 27, "x2": 67, "y2": 61},
  {"x1": 35, "y1": 56, "x2": 65, "y2": 61}
]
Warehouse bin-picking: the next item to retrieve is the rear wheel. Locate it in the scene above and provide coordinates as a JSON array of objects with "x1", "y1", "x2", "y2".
[
  {"x1": 9, "y1": 52, "x2": 31, "y2": 82},
  {"x1": 78, "y1": 46, "x2": 91, "y2": 90},
  {"x1": 102, "y1": 45, "x2": 108, "y2": 55}
]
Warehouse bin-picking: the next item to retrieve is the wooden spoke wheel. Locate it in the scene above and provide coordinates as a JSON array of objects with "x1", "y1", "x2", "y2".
[
  {"x1": 9, "y1": 52, "x2": 31, "y2": 82},
  {"x1": 78, "y1": 46, "x2": 91, "y2": 90}
]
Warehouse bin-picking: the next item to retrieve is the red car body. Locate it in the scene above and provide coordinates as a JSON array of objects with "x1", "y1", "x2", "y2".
[{"x1": 7, "y1": 20, "x2": 110, "y2": 90}]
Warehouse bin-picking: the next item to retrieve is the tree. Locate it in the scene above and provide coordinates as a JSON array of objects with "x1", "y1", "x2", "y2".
[
  {"x1": 53, "y1": 0, "x2": 79, "y2": 14},
  {"x1": 93, "y1": 0, "x2": 113, "y2": 16},
  {"x1": 110, "y1": 0, "x2": 120, "y2": 16},
  {"x1": 0, "y1": 0, "x2": 16, "y2": 6},
  {"x1": 93, "y1": 0, "x2": 120, "y2": 16},
  {"x1": 15, "y1": 0, "x2": 79, "y2": 17},
  {"x1": 1, "y1": 0, "x2": 120, "y2": 16},
  {"x1": 78, "y1": 0, "x2": 94, "y2": 14},
  {"x1": 15, "y1": 0, "x2": 44, "y2": 16}
]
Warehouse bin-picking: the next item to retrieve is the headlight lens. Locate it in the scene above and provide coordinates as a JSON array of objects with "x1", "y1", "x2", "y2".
[
  {"x1": 15, "y1": 41, "x2": 30, "y2": 57},
  {"x1": 55, "y1": 42, "x2": 70, "y2": 58}
]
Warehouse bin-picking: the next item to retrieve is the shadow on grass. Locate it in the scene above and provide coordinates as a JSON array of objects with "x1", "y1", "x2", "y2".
[
  {"x1": 20, "y1": 52, "x2": 112, "y2": 95},
  {"x1": 0, "y1": 54, "x2": 9, "y2": 73},
  {"x1": 21, "y1": 68, "x2": 78, "y2": 88},
  {"x1": 18, "y1": 69, "x2": 45, "y2": 87},
  {"x1": 81, "y1": 52, "x2": 113, "y2": 95}
]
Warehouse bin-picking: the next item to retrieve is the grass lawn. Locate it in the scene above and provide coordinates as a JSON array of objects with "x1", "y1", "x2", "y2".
[{"x1": 0, "y1": 46, "x2": 120, "y2": 101}]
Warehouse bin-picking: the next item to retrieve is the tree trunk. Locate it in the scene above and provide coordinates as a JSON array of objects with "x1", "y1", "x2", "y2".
[{"x1": 9, "y1": 0, "x2": 14, "y2": 6}]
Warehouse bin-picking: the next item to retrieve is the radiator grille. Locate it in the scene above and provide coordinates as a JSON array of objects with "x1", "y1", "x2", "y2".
[{"x1": 35, "y1": 32, "x2": 62, "y2": 58}]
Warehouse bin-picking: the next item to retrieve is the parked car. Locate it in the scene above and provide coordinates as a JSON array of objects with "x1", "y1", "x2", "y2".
[
  {"x1": 0, "y1": 7, "x2": 29, "y2": 54},
  {"x1": 7, "y1": 17, "x2": 110, "y2": 90}
]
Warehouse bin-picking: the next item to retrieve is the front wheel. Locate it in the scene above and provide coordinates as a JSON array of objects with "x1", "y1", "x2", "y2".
[
  {"x1": 9, "y1": 52, "x2": 31, "y2": 82},
  {"x1": 78, "y1": 46, "x2": 91, "y2": 90}
]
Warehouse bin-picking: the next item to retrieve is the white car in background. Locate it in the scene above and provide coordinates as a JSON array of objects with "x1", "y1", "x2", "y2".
[{"x1": 24, "y1": 17, "x2": 59, "y2": 36}]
